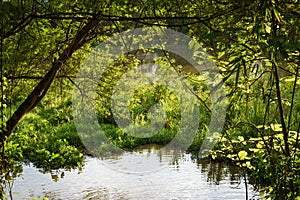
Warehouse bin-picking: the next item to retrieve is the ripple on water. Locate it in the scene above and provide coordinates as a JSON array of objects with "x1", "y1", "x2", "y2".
[{"x1": 9, "y1": 149, "x2": 261, "y2": 200}]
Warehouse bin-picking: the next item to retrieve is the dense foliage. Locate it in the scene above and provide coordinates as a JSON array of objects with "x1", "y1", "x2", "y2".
[{"x1": 0, "y1": 0, "x2": 299, "y2": 199}]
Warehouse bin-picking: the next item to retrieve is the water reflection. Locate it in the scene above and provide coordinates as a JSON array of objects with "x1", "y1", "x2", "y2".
[
  {"x1": 9, "y1": 146, "x2": 260, "y2": 200},
  {"x1": 200, "y1": 161, "x2": 243, "y2": 185},
  {"x1": 97, "y1": 145, "x2": 186, "y2": 174}
]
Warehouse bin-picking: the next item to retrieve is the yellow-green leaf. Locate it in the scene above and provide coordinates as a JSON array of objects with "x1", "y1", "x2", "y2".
[
  {"x1": 270, "y1": 124, "x2": 282, "y2": 132},
  {"x1": 238, "y1": 150, "x2": 248, "y2": 160},
  {"x1": 238, "y1": 136, "x2": 244, "y2": 141},
  {"x1": 256, "y1": 142, "x2": 264, "y2": 149},
  {"x1": 249, "y1": 148, "x2": 260, "y2": 153},
  {"x1": 265, "y1": 24, "x2": 271, "y2": 34}
]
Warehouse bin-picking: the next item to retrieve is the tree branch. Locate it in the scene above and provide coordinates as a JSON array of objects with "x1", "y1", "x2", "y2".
[{"x1": 2, "y1": 19, "x2": 99, "y2": 140}]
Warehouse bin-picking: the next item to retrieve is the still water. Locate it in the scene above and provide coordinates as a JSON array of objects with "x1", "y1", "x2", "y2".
[{"x1": 9, "y1": 146, "x2": 260, "y2": 200}]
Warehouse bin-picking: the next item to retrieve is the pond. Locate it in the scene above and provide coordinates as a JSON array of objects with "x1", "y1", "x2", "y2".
[{"x1": 8, "y1": 146, "x2": 261, "y2": 200}]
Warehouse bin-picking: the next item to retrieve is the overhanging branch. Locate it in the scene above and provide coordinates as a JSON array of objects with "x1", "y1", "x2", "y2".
[{"x1": 2, "y1": 19, "x2": 99, "y2": 140}]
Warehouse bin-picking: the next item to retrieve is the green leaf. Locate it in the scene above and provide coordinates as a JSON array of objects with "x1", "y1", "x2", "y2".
[
  {"x1": 270, "y1": 124, "x2": 282, "y2": 132},
  {"x1": 265, "y1": 23, "x2": 271, "y2": 34},
  {"x1": 238, "y1": 136, "x2": 244, "y2": 141},
  {"x1": 238, "y1": 150, "x2": 248, "y2": 160},
  {"x1": 272, "y1": 8, "x2": 282, "y2": 22}
]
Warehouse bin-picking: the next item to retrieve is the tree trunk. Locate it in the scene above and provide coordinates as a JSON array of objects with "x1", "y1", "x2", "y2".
[{"x1": 2, "y1": 19, "x2": 98, "y2": 140}]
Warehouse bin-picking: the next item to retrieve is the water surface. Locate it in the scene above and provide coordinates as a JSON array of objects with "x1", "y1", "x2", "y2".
[{"x1": 9, "y1": 147, "x2": 260, "y2": 200}]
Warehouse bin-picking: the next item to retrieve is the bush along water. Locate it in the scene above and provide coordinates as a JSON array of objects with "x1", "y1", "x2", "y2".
[{"x1": 209, "y1": 73, "x2": 300, "y2": 199}]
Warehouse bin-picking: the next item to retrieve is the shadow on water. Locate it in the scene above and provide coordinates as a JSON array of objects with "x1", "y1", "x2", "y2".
[{"x1": 7, "y1": 145, "x2": 261, "y2": 200}]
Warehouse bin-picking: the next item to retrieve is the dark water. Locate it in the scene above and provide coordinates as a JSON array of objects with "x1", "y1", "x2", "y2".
[{"x1": 8, "y1": 146, "x2": 261, "y2": 200}]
